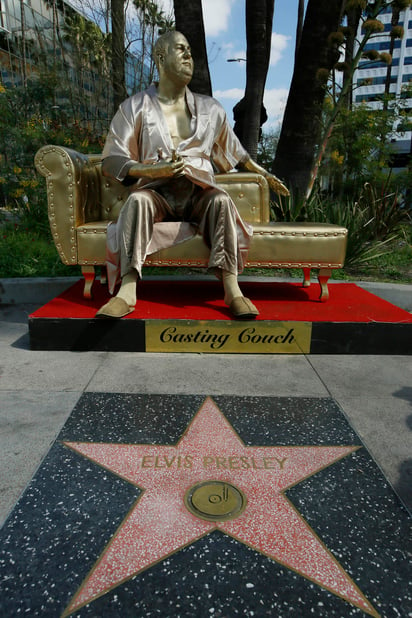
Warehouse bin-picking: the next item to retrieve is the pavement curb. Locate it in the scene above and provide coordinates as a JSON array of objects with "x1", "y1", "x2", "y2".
[{"x1": 0, "y1": 276, "x2": 411, "y2": 312}]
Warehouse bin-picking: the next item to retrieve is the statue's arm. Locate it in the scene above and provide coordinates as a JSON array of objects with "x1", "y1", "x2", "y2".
[{"x1": 239, "y1": 158, "x2": 290, "y2": 196}]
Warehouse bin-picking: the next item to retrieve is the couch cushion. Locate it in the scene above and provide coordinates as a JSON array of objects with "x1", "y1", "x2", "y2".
[{"x1": 77, "y1": 221, "x2": 347, "y2": 269}]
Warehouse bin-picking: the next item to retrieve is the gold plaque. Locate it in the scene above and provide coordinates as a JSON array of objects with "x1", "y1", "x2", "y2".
[
  {"x1": 146, "y1": 320, "x2": 311, "y2": 354},
  {"x1": 184, "y1": 481, "x2": 247, "y2": 521}
]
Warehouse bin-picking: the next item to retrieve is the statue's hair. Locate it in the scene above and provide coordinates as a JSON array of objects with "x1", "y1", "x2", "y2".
[{"x1": 153, "y1": 30, "x2": 179, "y2": 69}]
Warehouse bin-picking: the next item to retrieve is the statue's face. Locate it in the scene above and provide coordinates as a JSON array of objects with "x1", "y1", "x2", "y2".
[{"x1": 161, "y1": 33, "x2": 194, "y2": 85}]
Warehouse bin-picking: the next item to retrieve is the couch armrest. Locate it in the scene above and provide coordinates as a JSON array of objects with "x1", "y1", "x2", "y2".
[
  {"x1": 216, "y1": 173, "x2": 270, "y2": 223},
  {"x1": 34, "y1": 145, "x2": 102, "y2": 265}
]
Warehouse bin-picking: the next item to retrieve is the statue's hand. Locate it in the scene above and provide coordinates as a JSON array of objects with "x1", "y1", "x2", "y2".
[
  {"x1": 146, "y1": 156, "x2": 185, "y2": 179},
  {"x1": 128, "y1": 155, "x2": 185, "y2": 180},
  {"x1": 240, "y1": 158, "x2": 289, "y2": 197},
  {"x1": 265, "y1": 173, "x2": 290, "y2": 197}
]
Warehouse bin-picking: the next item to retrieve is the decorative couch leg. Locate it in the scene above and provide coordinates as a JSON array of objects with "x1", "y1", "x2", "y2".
[
  {"x1": 100, "y1": 266, "x2": 107, "y2": 286},
  {"x1": 81, "y1": 266, "x2": 96, "y2": 299},
  {"x1": 317, "y1": 268, "x2": 332, "y2": 302},
  {"x1": 302, "y1": 268, "x2": 311, "y2": 288}
]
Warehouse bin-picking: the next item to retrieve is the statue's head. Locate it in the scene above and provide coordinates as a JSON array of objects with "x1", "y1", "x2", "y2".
[{"x1": 153, "y1": 31, "x2": 194, "y2": 86}]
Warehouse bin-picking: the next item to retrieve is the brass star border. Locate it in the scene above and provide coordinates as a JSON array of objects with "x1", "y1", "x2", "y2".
[{"x1": 62, "y1": 397, "x2": 379, "y2": 617}]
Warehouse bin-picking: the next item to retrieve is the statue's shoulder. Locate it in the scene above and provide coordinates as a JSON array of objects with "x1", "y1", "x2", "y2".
[
  {"x1": 117, "y1": 86, "x2": 153, "y2": 117},
  {"x1": 190, "y1": 90, "x2": 225, "y2": 116}
]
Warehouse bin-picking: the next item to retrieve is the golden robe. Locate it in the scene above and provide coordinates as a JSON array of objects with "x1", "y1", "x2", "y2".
[{"x1": 102, "y1": 84, "x2": 253, "y2": 292}]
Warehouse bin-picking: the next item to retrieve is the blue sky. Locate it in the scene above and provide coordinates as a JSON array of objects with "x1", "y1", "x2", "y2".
[
  {"x1": 70, "y1": 0, "x2": 301, "y2": 130},
  {"x1": 161, "y1": 0, "x2": 301, "y2": 130}
]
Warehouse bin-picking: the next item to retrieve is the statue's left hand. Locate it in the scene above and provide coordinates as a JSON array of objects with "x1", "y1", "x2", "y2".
[
  {"x1": 241, "y1": 158, "x2": 290, "y2": 197},
  {"x1": 264, "y1": 173, "x2": 290, "y2": 197}
]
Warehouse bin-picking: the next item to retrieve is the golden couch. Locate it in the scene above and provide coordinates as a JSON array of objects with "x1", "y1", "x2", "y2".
[{"x1": 34, "y1": 145, "x2": 348, "y2": 301}]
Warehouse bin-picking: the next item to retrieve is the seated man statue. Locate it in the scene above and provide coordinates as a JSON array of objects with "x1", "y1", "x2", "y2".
[{"x1": 96, "y1": 30, "x2": 288, "y2": 319}]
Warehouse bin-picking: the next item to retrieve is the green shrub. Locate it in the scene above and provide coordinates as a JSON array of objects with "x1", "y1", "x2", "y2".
[{"x1": 0, "y1": 223, "x2": 81, "y2": 278}]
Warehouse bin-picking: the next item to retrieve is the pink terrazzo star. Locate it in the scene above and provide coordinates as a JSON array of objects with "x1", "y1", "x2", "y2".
[{"x1": 62, "y1": 397, "x2": 378, "y2": 617}]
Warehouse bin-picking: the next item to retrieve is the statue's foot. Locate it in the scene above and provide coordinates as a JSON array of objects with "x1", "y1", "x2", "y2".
[
  {"x1": 95, "y1": 297, "x2": 135, "y2": 318},
  {"x1": 229, "y1": 297, "x2": 259, "y2": 319}
]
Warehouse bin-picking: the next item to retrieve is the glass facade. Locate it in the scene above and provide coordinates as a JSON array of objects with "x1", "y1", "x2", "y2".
[
  {"x1": 0, "y1": 0, "x2": 150, "y2": 128},
  {"x1": 354, "y1": 6, "x2": 412, "y2": 159}
]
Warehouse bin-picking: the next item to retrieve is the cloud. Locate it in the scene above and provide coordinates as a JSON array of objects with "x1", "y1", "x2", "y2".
[
  {"x1": 264, "y1": 88, "x2": 289, "y2": 126},
  {"x1": 270, "y1": 32, "x2": 291, "y2": 66},
  {"x1": 202, "y1": 0, "x2": 235, "y2": 37},
  {"x1": 157, "y1": 0, "x2": 173, "y2": 15},
  {"x1": 214, "y1": 88, "x2": 244, "y2": 101},
  {"x1": 156, "y1": 0, "x2": 234, "y2": 38},
  {"x1": 214, "y1": 87, "x2": 289, "y2": 128}
]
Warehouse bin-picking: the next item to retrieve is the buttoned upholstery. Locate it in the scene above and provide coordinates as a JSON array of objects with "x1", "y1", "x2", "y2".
[{"x1": 35, "y1": 145, "x2": 348, "y2": 301}]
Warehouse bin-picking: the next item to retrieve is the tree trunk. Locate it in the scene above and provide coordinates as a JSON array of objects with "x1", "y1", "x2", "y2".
[
  {"x1": 173, "y1": 0, "x2": 212, "y2": 96},
  {"x1": 111, "y1": 0, "x2": 127, "y2": 113},
  {"x1": 272, "y1": 0, "x2": 346, "y2": 198},
  {"x1": 342, "y1": 6, "x2": 362, "y2": 110},
  {"x1": 384, "y1": 6, "x2": 401, "y2": 108},
  {"x1": 19, "y1": 0, "x2": 27, "y2": 89},
  {"x1": 233, "y1": 0, "x2": 274, "y2": 159},
  {"x1": 295, "y1": 0, "x2": 305, "y2": 63}
]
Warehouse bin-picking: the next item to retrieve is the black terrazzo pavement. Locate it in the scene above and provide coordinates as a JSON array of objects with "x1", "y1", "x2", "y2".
[{"x1": 1, "y1": 394, "x2": 411, "y2": 617}]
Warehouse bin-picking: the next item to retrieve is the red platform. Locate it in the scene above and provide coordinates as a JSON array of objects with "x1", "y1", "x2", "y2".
[
  {"x1": 29, "y1": 279, "x2": 412, "y2": 354},
  {"x1": 31, "y1": 279, "x2": 412, "y2": 323}
]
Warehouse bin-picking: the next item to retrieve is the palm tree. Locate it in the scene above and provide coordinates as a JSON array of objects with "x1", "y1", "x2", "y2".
[
  {"x1": 19, "y1": 0, "x2": 27, "y2": 88},
  {"x1": 134, "y1": 0, "x2": 172, "y2": 90},
  {"x1": 383, "y1": 1, "x2": 404, "y2": 107},
  {"x1": 342, "y1": 4, "x2": 363, "y2": 110},
  {"x1": 295, "y1": 0, "x2": 305, "y2": 62},
  {"x1": 233, "y1": 0, "x2": 274, "y2": 159},
  {"x1": 112, "y1": 0, "x2": 127, "y2": 112},
  {"x1": 272, "y1": 0, "x2": 346, "y2": 198},
  {"x1": 173, "y1": 0, "x2": 212, "y2": 95}
]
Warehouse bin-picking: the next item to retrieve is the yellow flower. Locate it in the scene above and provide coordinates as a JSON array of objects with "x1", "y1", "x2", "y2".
[
  {"x1": 13, "y1": 165, "x2": 22, "y2": 175},
  {"x1": 379, "y1": 53, "x2": 392, "y2": 65},
  {"x1": 363, "y1": 19, "x2": 385, "y2": 34},
  {"x1": 331, "y1": 150, "x2": 344, "y2": 166},
  {"x1": 0, "y1": 84, "x2": 6, "y2": 94}
]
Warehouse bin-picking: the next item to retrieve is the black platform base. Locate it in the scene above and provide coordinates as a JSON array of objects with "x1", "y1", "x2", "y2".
[
  {"x1": 28, "y1": 316, "x2": 412, "y2": 354},
  {"x1": 1, "y1": 394, "x2": 411, "y2": 617},
  {"x1": 28, "y1": 280, "x2": 412, "y2": 354}
]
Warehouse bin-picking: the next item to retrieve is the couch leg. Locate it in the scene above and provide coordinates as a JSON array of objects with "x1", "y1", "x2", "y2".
[
  {"x1": 317, "y1": 268, "x2": 331, "y2": 302},
  {"x1": 81, "y1": 266, "x2": 96, "y2": 299},
  {"x1": 100, "y1": 266, "x2": 107, "y2": 286},
  {"x1": 302, "y1": 268, "x2": 311, "y2": 288}
]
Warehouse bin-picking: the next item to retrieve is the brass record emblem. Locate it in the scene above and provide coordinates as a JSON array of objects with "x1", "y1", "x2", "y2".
[{"x1": 184, "y1": 480, "x2": 247, "y2": 521}]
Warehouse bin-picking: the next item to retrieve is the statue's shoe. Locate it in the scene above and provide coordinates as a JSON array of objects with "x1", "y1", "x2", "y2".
[
  {"x1": 95, "y1": 297, "x2": 135, "y2": 318},
  {"x1": 229, "y1": 297, "x2": 259, "y2": 319}
]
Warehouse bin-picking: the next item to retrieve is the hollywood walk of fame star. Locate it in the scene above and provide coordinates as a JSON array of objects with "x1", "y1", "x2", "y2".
[{"x1": 62, "y1": 397, "x2": 378, "y2": 617}]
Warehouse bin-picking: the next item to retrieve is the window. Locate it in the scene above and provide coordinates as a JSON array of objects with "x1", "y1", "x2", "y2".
[
  {"x1": 0, "y1": 0, "x2": 9, "y2": 32},
  {"x1": 357, "y1": 75, "x2": 397, "y2": 86}
]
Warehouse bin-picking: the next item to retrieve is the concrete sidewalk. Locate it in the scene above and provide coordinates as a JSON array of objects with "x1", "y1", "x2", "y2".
[{"x1": 0, "y1": 277, "x2": 411, "y2": 527}]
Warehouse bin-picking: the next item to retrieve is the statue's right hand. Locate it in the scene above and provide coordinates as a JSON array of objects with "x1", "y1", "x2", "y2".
[
  {"x1": 128, "y1": 157, "x2": 185, "y2": 180},
  {"x1": 151, "y1": 157, "x2": 185, "y2": 178}
]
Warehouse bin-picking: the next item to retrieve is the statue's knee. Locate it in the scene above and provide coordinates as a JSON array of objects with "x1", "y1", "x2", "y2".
[
  {"x1": 126, "y1": 191, "x2": 157, "y2": 216},
  {"x1": 209, "y1": 190, "x2": 232, "y2": 213}
]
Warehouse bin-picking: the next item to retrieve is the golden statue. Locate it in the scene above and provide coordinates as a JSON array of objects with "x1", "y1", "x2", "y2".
[{"x1": 96, "y1": 31, "x2": 289, "y2": 319}]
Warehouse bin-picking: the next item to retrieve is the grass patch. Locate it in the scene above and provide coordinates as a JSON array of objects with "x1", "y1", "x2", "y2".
[{"x1": 0, "y1": 224, "x2": 81, "y2": 278}]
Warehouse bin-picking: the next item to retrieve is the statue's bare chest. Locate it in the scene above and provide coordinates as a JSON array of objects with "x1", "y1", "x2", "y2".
[{"x1": 158, "y1": 100, "x2": 193, "y2": 148}]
